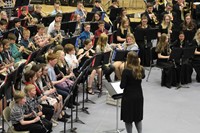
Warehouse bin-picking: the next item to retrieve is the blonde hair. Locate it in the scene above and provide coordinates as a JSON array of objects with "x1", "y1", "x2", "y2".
[
  {"x1": 120, "y1": 18, "x2": 131, "y2": 35},
  {"x1": 194, "y1": 28, "x2": 200, "y2": 42},
  {"x1": 161, "y1": 14, "x2": 173, "y2": 30},
  {"x1": 23, "y1": 29, "x2": 30, "y2": 36},
  {"x1": 126, "y1": 33, "x2": 136, "y2": 44},
  {"x1": 96, "y1": 33, "x2": 108, "y2": 52},
  {"x1": 56, "y1": 50, "x2": 66, "y2": 67},
  {"x1": 24, "y1": 84, "x2": 35, "y2": 95},
  {"x1": 14, "y1": 91, "x2": 25, "y2": 103}
]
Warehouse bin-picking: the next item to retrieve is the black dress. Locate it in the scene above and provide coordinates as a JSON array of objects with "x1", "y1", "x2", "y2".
[{"x1": 120, "y1": 68, "x2": 145, "y2": 123}]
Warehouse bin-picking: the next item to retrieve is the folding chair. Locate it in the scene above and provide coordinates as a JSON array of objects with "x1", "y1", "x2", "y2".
[
  {"x1": 3, "y1": 107, "x2": 30, "y2": 133},
  {"x1": 146, "y1": 47, "x2": 163, "y2": 82}
]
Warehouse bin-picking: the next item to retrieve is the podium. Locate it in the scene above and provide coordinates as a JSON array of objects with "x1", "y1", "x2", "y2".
[{"x1": 104, "y1": 81, "x2": 125, "y2": 133}]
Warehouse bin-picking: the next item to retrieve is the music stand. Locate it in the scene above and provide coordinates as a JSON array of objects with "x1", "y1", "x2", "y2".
[
  {"x1": 27, "y1": 25, "x2": 37, "y2": 37},
  {"x1": 42, "y1": 16, "x2": 55, "y2": 27},
  {"x1": 61, "y1": 21, "x2": 77, "y2": 35},
  {"x1": 14, "y1": 0, "x2": 29, "y2": 8},
  {"x1": 104, "y1": 81, "x2": 125, "y2": 133},
  {"x1": 112, "y1": 50, "x2": 129, "y2": 62},
  {"x1": 62, "y1": 12, "x2": 74, "y2": 22},
  {"x1": 90, "y1": 22, "x2": 99, "y2": 34},
  {"x1": 109, "y1": 8, "x2": 122, "y2": 22},
  {"x1": 15, "y1": 63, "x2": 26, "y2": 90},
  {"x1": 62, "y1": 36, "x2": 79, "y2": 47},
  {"x1": 85, "y1": 12, "x2": 95, "y2": 22}
]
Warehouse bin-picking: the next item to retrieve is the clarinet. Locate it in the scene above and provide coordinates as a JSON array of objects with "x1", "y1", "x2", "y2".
[
  {"x1": 35, "y1": 81, "x2": 50, "y2": 105},
  {"x1": 25, "y1": 99, "x2": 48, "y2": 133},
  {"x1": 44, "y1": 74, "x2": 60, "y2": 103}
]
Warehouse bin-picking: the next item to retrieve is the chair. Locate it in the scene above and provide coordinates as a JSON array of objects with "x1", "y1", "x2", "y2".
[
  {"x1": 3, "y1": 107, "x2": 30, "y2": 133},
  {"x1": 146, "y1": 47, "x2": 163, "y2": 82}
]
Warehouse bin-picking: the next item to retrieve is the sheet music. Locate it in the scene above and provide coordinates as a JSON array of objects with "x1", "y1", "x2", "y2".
[{"x1": 111, "y1": 82, "x2": 123, "y2": 94}]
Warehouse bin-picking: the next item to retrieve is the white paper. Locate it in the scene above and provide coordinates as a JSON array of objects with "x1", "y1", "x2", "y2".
[{"x1": 111, "y1": 82, "x2": 123, "y2": 94}]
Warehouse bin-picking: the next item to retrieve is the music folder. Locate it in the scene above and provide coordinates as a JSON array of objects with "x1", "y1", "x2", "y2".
[{"x1": 105, "y1": 81, "x2": 123, "y2": 100}]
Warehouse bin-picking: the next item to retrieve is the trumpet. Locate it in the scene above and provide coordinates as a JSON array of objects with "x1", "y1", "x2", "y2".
[
  {"x1": 28, "y1": 39, "x2": 37, "y2": 51},
  {"x1": 16, "y1": 44, "x2": 32, "y2": 55},
  {"x1": 150, "y1": 13, "x2": 159, "y2": 25},
  {"x1": 54, "y1": 31, "x2": 65, "y2": 45}
]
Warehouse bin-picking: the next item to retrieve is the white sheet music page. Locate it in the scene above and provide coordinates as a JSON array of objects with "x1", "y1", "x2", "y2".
[{"x1": 111, "y1": 81, "x2": 123, "y2": 94}]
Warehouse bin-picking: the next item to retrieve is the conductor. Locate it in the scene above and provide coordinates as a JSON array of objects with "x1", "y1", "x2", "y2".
[{"x1": 120, "y1": 51, "x2": 145, "y2": 133}]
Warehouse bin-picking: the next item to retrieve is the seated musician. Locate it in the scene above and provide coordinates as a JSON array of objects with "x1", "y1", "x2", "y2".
[
  {"x1": 51, "y1": 1, "x2": 62, "y2": 16},
  {"x1": 191, "y1": 29, "x2": 200, "y2": 82},
  {"x1": 7, "y1": 33, "x2": 25, "y2": 63},
  {"x1": 171, "y1": 31, "x2": 193, "y2": 84},
  {"x1": 77, "y1": 39, "x2": 102, "y2": 94},
  {"x1": 31, "y1": 64, "x2": 65, "y2": 124},
  {"x1": 95, "y1": 33, "x2": 115, "y2": 82},
  {"x1": 50, "y1": 22, "x2": 65, "y2": 45},
  {"x1": 180, "y1": 13, "x2": 197, "y2": 43},
  {"x1": 115, "y1": 8, "x2": 130, "y2": 29},
  {"x1": 0, "y1": 20, "x2": 7, "y2": 37},
  {"x1": 23, "y1": 85, "x2": 53, "y2": 132},
  {"x1": 158, "y1": 14, "x2": 173, "y2": 38},
  {"x1": 95, "y1": 21, "x2": 108, "y2": 37},
  {"x1": 0, "y1": 42, "x2": 9, "y2": 80},
  {"x1": 19, "y1": 7, "x2": 31, "y2": 26},
  {"x1": 0, "y1": 11, "x2": 9, "y2": 22},
  {"x1": 2, "y1": 39, "x2": 15, "y2": 64},
  {"x1": 47, "y1": 13, "x2": 63, "y2": 35},
  {"x1": 24, "y1": 70, "x2": 55, "y2": 121},
  {"x1": 20, "y1": 29, "x2": 37, "y2": 51},
  {"x1": 93, "y1": 13, "x2": 110, "y2": 31},
  {"x1": 47, "y1": 53, "x2": 74, "y2": 101},
  {"x1": 64, "y1": 44, "x2": 79, "y2": 73},
  {"x1": 72, "y1": 14, "x2": 82, "y2": 36},
  {"x1": 34, "y1": 24, "x2": 51, "y2": 48},
  {"x1": 13, "y1": 18, "x2": 24, "y2": 43},
  {"x1": 91, "y1": 0, "x2": 102, "y2": 13},
  {"x1": 74, "y1": 1, "x2": 87, "y2": 22},
  {"x1": 116, "y1": 18, "x2": 133, "y2": 44},
  {"x1": 78, "y1": 23, "x2": 94, "y2": 48},
  {"x1": 31, "y1": 5, "x2": 45, "y2": 23},
  {"x1": 156, "y1": 33, "x2": 178, "y2": 88},
  {"x1": 152, "y1": 0, "x2": 165, "y2": 20},
  {"x1": 141, "y1": 3, "x2": 159, "y2": 28},
  {"x1": 113, "y1": 33, "x2": 139, "y2": 80},
  {"x1": 10, "y1": 91, "x2": 51, "y2": 133},
  {"x1": 107, "y1": 0, "x2": 119, "y2": 12}
]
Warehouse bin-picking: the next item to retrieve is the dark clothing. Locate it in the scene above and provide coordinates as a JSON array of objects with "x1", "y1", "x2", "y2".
[
  {"x1": 120, "y1": 68, "x2": 145, "y2": 123},
  {"x1": 116, "y1": 28, "x2": 132, "y2": 44},
  {"x1": 191, "y1": 39, "x2": 200, "y2": 82},
  {"x1": 160, "y1": 11, "x2": 178, "y2": 26},
  {"x1": 141, "y1": 11, "x2": 158, "y2": 27},
  {"x1": 91, "y1": 6, "x2": 101, "y2": 13},
  {"x1": 31, "y1": 11, "x2": 43, "y2": 22},
  {"x1": 157, "y1": 48, "x2": 178, "y2": 88},
  {"x1": 13, "y1": 27, "x2": 24, "y2": 43}
]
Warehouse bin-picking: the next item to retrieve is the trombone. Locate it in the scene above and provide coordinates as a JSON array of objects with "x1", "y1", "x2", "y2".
[{"x1": 99, "y1": 5, "x2": 113, "y2": 26}]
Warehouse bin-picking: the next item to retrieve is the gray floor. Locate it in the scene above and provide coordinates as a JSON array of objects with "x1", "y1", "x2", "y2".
[{"x1": 2, "y1": 67, "x2": 200, "y2": 133}]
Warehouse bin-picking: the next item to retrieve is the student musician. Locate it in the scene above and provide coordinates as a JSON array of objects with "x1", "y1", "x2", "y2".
[
  {"x1": 51, "y1": 1, "x2": 62, "y2": 16},
  {"x1": 23, "y1": 84, "x2": 53, "y2": 132},
  {"x1": 13, "y1": 18, "x2": 24, "y2": 43},
  {"x1": 116, "y1": 18, "x2": 132, "y2": 44},
  {"x1": 31, "y1": 5, "x2": 46, "y2": 23},
  {"x1": 156, "y1": 33, "x2": 178, "y2": 88},
  {"x1": 74, "y1": 1, "x2": 87, "y2": 22},
  {"x1": 93, "y1": 12, "x2": 110, "y2": 31},
  {"x1": 48, "y1": 13, "x2": 63, "y2": 35},
  {"x1": 19, "y1": 7, "x2": 31, "y2": 26},
  {"x1": 0, "y1": 20, "x2": 8, "y2": 37},
  {"x1": 72, "y1": 14, "x2": 82, "y2": 36},
  {"x1": 115, "y1": 8, "x2": 130, "y2": 29},
  {"x1": 180, "y1": 13, "x2": 197, "y2": 43},
  {"x1": 141, "y1": 3, "x2": 159, "y2": 27},
  {"x1": 95, "y1": 33, "x2": 115, "y2": 82},
  {"x1": 158, "y1": 14, "x2": 173, "y2": 39},
  {"x1": 95, "y1": 21, "x2": 109, "y2": 37},
  {"x1": 107, "y1": 0, "x2": 119, "y2": 12},
  {"x1": 34, "y1": 24, "x2": 51, "y2": 48},
  {"x1": 92, "y1": 0, "x2": 102, "y2": 13},
  {"x1": 0, "y1": 11, "x2": 9, "y2": 22},
  {"x1": 77, "y1": 39, "x2": 102, "y2": 94},
  {"x1": 171, "y1": 31, "x2": 193, "y2": 84},
  {"x1": 10, "y1": 91, "x2": 52, "y2": 133},
  {"x1": 113, "y1": 33, "x2": 139, "y2": 80},
  {"x1": 191, "y1": 29, "x2": 200, "y2": 82},
  {"x1": 50, "y1": 22, "x2": 65, "y2": 45}
]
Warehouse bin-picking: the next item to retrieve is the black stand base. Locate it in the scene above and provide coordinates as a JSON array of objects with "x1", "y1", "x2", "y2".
[
  {"x1": 81, "y1": 107, "x2": 90, "y2": 114},
  {"x1": 73, "y1": 117, "x2": 85, "y2": 124},
  {"x1": 60, "y1": 127, "x2": 77, "y2": 133},
  {"x1": 84, "y1": 98, "x2": 95, "y2": 104}
]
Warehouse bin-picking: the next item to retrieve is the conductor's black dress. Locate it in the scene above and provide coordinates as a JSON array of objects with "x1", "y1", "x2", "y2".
[{"x1": 120, "y1": 68, "x2": 145, "y2": 123}]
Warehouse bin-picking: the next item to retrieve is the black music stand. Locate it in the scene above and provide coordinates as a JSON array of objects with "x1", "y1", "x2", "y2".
[
  {"x1": 104, "y1": 81, "x2": 125, "y2": 133},
  {"x1": 112, "y1": 50, "x2": 129, "y2": 62},
  {"x1": 62, "y1": 36, "x2": 79, "y2": 47},
  {"x1": 62, "y1": 12, "x2": 73, "y2": 22},
  {"x1": 15, "y1": 63, "x2": 26, "y2": 90},
  {"x1": 90, "y1": 22, "x2": 99, "y2": 34},
  {"x1": 78, "y1": 58, "x2": 94, "y2": 114},
  {"x1": 85, "y1": 12, "x2": 95, "y2": 22},
  {"x1": 14, "y1": 0, "x2": 29, "y2": 8},
  {"x1": 61, "y1": 21, "x2": 77, "y2": 36},
  {"x1": 109, "y1": 8, "x2": 122, "y2": 22},
  {"x1": 42, "y1": 16, "x2": 55, "y2": 27},
  {"x1": 27, "y1": 25, "x2": 37, "y2": 37}
]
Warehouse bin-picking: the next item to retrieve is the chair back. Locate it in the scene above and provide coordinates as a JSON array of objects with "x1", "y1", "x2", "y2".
[
  {"x1": 3, "y1": 107, "x2": 11, "y2": 125},
  {"x1": 150, "y1": 47, "x2": 158, "y2": 61}
]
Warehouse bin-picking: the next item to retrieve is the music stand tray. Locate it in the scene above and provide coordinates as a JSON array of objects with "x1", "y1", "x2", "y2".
[
  {"x1": 113, "y1": 50, "x2": 129, "y2": 62},
  {"x1": 103, "y1": 81, "x2": 125, "y2": 133}
]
